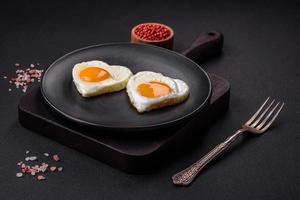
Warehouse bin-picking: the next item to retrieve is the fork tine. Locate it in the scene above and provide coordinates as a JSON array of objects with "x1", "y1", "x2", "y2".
[
  {"x1": 245, "y1": 97, "x2": 270, "y2": 126},
  {"x1": 256, "y1": 101, "x2": 280, "y2": 129},
  {"x1": 259, "y1": 103, "x2": 284, "y2": 132},
  {"x1": 251, "y1": 99, "x2": 275, "y2": 127}
]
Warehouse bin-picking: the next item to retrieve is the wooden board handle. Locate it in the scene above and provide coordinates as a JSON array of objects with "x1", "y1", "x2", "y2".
[{"x1": 182, "y1": 31, "x2": 223, "y2": 63}]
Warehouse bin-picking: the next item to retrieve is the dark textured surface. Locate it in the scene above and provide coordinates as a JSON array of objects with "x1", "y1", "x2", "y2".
[{"x1": 0, "y1": 1, "x2": 299, "y2": 200}]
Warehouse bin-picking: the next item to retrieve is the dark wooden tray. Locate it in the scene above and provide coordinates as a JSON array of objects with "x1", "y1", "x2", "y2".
[
  {"x1": 18, "y1": 73, "x2": 229, "y2": 173},
  {"x1": 18, "y1": 31, "x2": 227, "y2": 173}
]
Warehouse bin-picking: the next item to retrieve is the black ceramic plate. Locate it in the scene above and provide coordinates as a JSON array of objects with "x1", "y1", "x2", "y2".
[{"x1": 41, "y1": 43, "x2": 211, "y2": 132}]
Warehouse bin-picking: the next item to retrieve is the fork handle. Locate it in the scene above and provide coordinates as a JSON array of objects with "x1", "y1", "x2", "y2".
[{"x1": 172, "y1": 129, "x2": 244, "y2": 186}]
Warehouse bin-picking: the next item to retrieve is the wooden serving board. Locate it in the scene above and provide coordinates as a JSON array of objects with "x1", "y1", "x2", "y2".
[
  {"x1": 18, "y1": 73, "x2": 229, "y2": 173},
  {"x1": 18, "y1": 31, "x2": 227, "y2": 173}
]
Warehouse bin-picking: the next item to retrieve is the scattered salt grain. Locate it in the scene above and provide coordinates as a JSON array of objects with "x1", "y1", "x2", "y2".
[
  {"x1": 30, "y1": 156, "x2": 37, "y2": 161},
  {"x1": 16, "y1": 172, "x2": 23, "y2": 178},
  {"x1": 25, "y1": 156, "x2": 37, "y2": 161},
  {"x1": 8, "y1": 88, "x2": 12, "y2": 92},
  {"x1": 17, "y1": 161, "x2": 23, "y2": 166},
  {"x1": 5, "y1": 63, "x2": 43, "y2": 93},
  {"x1": 37, "y1": 175, "x2": 46, "y2": 181},
  {"x1": 43, "y1": 153, "x2": 49, "y2": 157},
  {"x1": 22, "y1": 85, "x2": 28, "y2": 93},
  {"x1": 16, "y1": 151, "x2": 63, "y2": 182},
  {"x1": 53, "y1": 154, "x2": 60, "y2": 161},
  {"x1": 39, "y1": 163, "x2": 48, "y2": 172},
  {"x1": 50, "y1": 166, "x2": 56, "y2": 172},
  {"x1": 3, "y1": 76, "x2": 7, "y2": 79}
]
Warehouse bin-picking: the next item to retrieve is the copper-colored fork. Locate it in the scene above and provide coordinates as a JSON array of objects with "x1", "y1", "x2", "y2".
[{"x1": 172, "y1": 97, "x2": 285, "y2": 186}]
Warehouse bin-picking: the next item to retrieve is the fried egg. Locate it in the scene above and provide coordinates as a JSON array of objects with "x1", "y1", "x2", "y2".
[
  {"x1": 126, "y1": 71, "x2": 189, "y2": 113},
  {"x1": 72, "y1": 60, "x2": 132, "y2": 97}
]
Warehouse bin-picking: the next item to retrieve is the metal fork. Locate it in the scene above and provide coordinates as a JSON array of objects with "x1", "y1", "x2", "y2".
[{"x1": 172, "y1": 97, "x2": 284, "y2": 186}]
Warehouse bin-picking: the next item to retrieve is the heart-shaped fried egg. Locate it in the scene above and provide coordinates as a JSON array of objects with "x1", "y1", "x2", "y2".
[
  {"x1": 126, "y1": 71, "x2": 189, "y2": 113},
  {"x1": 72, "y1": 60, "x2": 132, "y2": 97}
]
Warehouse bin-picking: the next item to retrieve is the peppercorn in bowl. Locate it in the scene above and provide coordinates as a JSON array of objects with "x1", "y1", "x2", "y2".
[{"x1": 131, "y1": 22, "x2": 174, "y2": 49}]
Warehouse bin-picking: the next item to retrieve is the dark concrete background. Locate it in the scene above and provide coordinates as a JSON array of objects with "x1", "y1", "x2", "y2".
[{"x1": 1, "y1": 1, "x2": 299, "y2": 199}]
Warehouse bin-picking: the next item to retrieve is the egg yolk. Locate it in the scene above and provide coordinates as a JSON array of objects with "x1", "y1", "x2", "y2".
[
  {"x1": 138, "y1": 81, "x2": 171, "y2": 98},
  {"x1": 79, "y1": 67, "x2": 110, "y2": 82}
]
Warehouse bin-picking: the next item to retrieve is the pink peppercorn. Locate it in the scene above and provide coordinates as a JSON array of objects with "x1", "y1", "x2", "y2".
[{"x1": 134, "y1": 24, "x2": 171, "y2": 41}]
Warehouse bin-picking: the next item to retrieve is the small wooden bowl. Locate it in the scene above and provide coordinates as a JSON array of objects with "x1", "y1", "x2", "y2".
[{"x1": 131, "y1": 23, "x2": 174, "y2": 50}]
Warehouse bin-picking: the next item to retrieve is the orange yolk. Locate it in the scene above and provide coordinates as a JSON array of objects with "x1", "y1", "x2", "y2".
[
  {"x1": 138, "y1": 81, "x2": 171, "y2": 98},
  {"x1": 79, "y1": 67, "x2": 110, "y2": 82}
]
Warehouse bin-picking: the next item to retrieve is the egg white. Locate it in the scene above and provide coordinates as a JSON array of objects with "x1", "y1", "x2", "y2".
[
  {"x1": 72, "y1": 60, "x2": 133, "y2": 97},
  {"x1": 126, "y1": 71, "x2": 189, "y2": 113}
]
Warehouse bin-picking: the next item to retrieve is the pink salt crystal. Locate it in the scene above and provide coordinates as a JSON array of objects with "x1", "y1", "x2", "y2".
[
  {"x1": 37, "y1": 175, "x2": 46, "y2": 181},
  {"x1": 53, "y1": 154, "x2": 60, "y2": 161},
  {"x1": 8, "y1": 63, "x2": 43, "y2": 93},
  {"x1": 50, "y1": 166, "x2": 57, "y2": 172}
]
